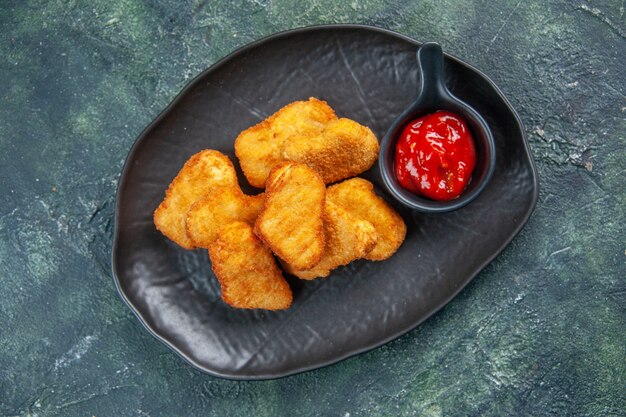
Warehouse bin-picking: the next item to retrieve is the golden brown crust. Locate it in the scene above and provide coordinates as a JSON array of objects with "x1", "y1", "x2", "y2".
[
  {"x1": 327, "y1": 178, "x2": 406, "y2": 261},
  {"x1": 234, "y1": 98, "x2": 337, "y2": 188},
  {"x1": 185, "y1": 189, "x2": 264, "y2": 249},
  {"x1": 254, "y1": 162, "x2": 326, "y2": 270},
  {"x1": 284, "y1": 201, "x2": 378, "y2": 279},
  {"x1": 209, "y1": 222, "x2": 292, "y2": 310},
  {"x1": 153, "y1": 150, "x2": 238, "y2": 249},
  {"x1": 281, "y1": 118, "x2": 380, "y2": 184}
]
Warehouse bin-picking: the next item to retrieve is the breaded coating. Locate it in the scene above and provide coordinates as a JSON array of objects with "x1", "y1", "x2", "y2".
[
  {"x1": 281, "y1": 118, "x2": 379, "y2": 184},
  {"x1": 284, "y1": 201, "x2": 377, "y2": 280},
  {"x1": 327, "y1": 178, "x2": 406, "y2": 261},
  {"x1": 209, "y1": 222, "x2": 292, "y2": 310},
  {"x1": 154, "y1": 150, "x2": 238, "y2": 249},
  {"x1": 235, "y1": 98, "x2": 336, "y2": 188},
  {"x1": 185, "y1": 189, "x2": 264, "y2": 249},
  {"x1": 254, "y1": 162, "x2": 326, "y2": 270}
]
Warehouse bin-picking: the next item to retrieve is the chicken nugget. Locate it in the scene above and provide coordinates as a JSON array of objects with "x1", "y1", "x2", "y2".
[
  {"x1": 235, "y1": 98, "x2": 336, "y2": 188},
  {"x1": 282, "y1": 118, "x2": 379, "y2": 184},
  {"x1": 209, "y1": 221, "x2": 292, "y2": 310},
  {"x1": 284, "y1": 201, "x2": 377, "y2": 279},
  {"x1": 327, "y1": 178, "x2": 406, "y2": 261},
  {"x1": 254, "y1": 162, "x2": 325, "y2": 270},
  {"x1": 185, "y1": 189, "x2": 264, "y2": 249},
  {"x1": 154, "y1": 150, "x2": 238, "y2": 249}
]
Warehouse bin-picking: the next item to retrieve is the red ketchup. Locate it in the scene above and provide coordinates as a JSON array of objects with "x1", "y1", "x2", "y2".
[{"x1": 395, "y1": 111, "x2": 476, "y2": 201}]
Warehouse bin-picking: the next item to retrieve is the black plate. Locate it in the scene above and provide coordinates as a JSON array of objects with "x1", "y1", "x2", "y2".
[{"x1": 112, "y1": 25, "x2": 538, "y2": 380}]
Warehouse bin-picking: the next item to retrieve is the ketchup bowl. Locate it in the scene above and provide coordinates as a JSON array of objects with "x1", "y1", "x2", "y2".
[{"x1": 379, "y1": 42, "x2": 496, "y2": 213}]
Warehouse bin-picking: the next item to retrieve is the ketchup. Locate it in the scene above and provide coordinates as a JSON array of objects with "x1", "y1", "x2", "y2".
[{"x1": 395, "y1": 111, "x2": 476, "y2": 201}]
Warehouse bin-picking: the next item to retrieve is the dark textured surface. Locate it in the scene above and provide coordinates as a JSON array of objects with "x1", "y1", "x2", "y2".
[
  {"x1": 113, "y1": 26, "x2": 536, "y2": 379},
  {"x1": 1, "y1": 0, "x2": 624, "y2": 415}
]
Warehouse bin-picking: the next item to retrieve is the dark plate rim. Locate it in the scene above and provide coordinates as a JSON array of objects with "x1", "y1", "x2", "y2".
[{"x1": 111, "y1": 23, "x2": 540, "y2": 380}]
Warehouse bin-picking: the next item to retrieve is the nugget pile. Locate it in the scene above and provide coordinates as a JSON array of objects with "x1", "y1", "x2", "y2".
[{"x1": 154, "y1": 98, "x2": 406, "y2": 311}]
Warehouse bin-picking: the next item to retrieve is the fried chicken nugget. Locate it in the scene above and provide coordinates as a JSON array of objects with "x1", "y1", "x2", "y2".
[
  {"x1": 235, "y1": 98, "x2": 337, "y2": 188},
  {"x1": 209, "y1": 221, "x2": 292, "y2": 310},
  {"x1": 327, "y1": 178, "x2": 406, "y2": 261},
  {"x1": 284, "y1": 201, "x2": 377, "y2": 280},
  {"x1": 254, "y1": 162, "x2": 326, "y2": 270},
  {"x1": 185, "y1": 189, "x2": 264, "y2": 249},
  {"x1": 281, "y1": 118, "x2": 379, "y2": 184},
  {"x1": 154, "y1": 150, "x2": 238, "y2": 249}
]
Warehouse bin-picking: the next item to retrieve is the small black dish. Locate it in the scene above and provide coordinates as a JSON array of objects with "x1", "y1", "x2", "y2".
[{"x1": 379, "y1": 42, "x2": 496, "y2": 213}]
